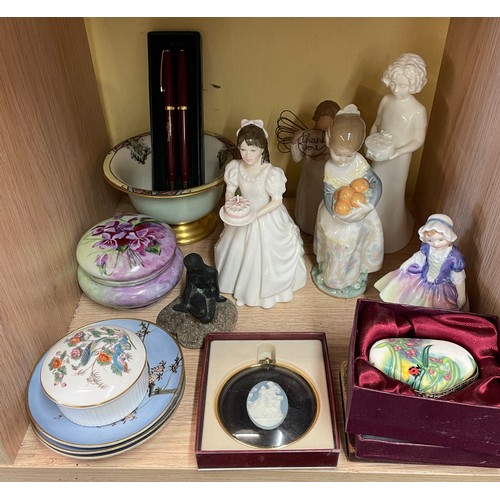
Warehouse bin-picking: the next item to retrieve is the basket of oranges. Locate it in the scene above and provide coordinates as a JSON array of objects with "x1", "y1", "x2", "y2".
[{"x1": 333, "y1": 177, "x2": 370, "y2": 216}]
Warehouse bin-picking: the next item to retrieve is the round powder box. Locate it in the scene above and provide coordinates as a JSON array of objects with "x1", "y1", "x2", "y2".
[
  {"x1": 40, "y1": 323, "x2": 149, "y2": 427},
  {"x1": 76, "y1": 214, "x2": 183, "y2": 309}
]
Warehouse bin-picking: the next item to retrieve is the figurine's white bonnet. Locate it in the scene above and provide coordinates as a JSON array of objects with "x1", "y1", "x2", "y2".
[
  {"x1": 336, "y1": 104, "x2": 361, "y2": 116},
  {"x1": 418, "y1": 214, "x2": 457, "y2": 243},
  {"x1": 237, "y1": 119, "x2": 269, "y2": 139}
]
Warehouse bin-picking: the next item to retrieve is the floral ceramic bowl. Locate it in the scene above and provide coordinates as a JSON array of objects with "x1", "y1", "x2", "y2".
[
  {"x1": 103, "y1": 132, "x2": 237, "y2": 245},
  {"x1": 76, "y1": 214, "x2": 183, "y2": 309},
  {"x1": 40, "y1": 323, "x2": 149, "y2": 427}
]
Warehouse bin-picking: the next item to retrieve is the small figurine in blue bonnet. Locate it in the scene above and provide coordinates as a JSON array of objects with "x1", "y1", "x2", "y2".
[{"x1": 375, "y1": 214, "x2": 467, "y2": 310}]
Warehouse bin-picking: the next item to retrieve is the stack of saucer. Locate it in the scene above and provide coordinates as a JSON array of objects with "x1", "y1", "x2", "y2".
[{"x1": 27, "y1": 319, "x2": 184, "y2": 459}]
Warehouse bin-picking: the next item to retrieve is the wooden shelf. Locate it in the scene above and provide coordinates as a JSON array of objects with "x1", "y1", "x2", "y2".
[{"x1": 2, "y1": 199, "x2": 499, "y2": 481}]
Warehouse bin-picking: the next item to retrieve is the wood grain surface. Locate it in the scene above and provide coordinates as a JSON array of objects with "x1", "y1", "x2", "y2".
[
  {"x1": 415, "y1": 18, "x2": 500, "y2": 317},
  {"x1": 0, "y1": 18, "x2": 119, "y2": 463}
]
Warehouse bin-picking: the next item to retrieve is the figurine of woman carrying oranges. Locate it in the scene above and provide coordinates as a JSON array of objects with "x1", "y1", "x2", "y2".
[{"x1": 312, "y1": 105, "x2": 384, "y2": 298}]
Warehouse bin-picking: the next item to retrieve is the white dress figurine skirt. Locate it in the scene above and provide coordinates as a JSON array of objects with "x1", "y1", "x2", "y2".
[{"x1": 215, "y1": 160, "x2": 307, "y2": 308}]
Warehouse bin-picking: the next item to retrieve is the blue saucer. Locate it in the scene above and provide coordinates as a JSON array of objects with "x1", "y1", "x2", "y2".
[
  {"x1": 32, "y1": 377, "x2": 185, "y2": 459},
  {"x1": 28, "y1": 319, "x2": 184, "y2": 450}
]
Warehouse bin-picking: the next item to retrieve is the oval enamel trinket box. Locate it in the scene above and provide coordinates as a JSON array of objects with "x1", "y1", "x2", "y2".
[
  {"x1": 76, "y1": 214, "x2": 183, "y2": 309},
  {"x1": 369, "y1": 337, "x2": 478, "y2": 398},
  {"x1": 40, "y1": 323, "x2": 149, "y2": 427}
]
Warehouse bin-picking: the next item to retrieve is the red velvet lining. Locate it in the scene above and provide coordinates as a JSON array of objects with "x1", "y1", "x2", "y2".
[{"x1": 354, "y1": 301, "x2": 500, "y2": 405}]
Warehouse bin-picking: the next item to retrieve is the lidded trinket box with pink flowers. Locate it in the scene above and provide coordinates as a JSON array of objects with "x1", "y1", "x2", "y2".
[{"x1": 76, "y1": 214, "x2": 183, "y2": 309}]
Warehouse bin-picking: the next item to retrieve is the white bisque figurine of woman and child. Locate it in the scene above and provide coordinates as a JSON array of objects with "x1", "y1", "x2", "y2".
[
  {"x1": 312, "y1": 104, "x2": 384, "y2": 298},
  {"x1": 365, "y1": 53, "x2": 428, "y2": 254},
  {"x1": 375, "y1": 214, "x2": 467, "y2": 311},
  {"x1": 291, "y1": 100, "x2": 340, "y2": 235},
  {"x1": 214, "y1": 119, "x2": 307, "y2": 308}
]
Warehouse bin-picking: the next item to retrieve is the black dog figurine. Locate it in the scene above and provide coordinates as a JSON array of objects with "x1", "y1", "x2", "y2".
[{"x1": 173, "y1": 253, "x2": 226, "y2": 323}]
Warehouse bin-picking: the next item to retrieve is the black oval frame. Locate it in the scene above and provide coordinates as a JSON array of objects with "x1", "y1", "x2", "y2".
[{"x1": 216, "y1": 362, "x2": 319, "y2": 448}]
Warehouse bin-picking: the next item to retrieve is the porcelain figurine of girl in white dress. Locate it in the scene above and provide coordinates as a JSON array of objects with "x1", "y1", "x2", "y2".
[
  {"x1": 366, "y1": 53, "x2": 428, "y2": 254},
  {"x1": 375, "y1": 214, "x2": 467, "y2": 310},
  {"x1": 214, "y1": 119, "x2": 306, "y2": 308},
  {"x1": 312, "y1": 105, "x2": 384, "y2": 298}
]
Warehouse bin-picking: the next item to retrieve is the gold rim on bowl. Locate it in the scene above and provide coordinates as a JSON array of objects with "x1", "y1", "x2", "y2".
[{"x1": 103, "y1": 131, "x2": 234, "y2": 198}]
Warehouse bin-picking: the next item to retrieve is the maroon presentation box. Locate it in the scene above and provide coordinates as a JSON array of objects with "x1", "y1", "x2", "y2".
[
  {"x1": 340, "y1": 360, "x2": 500, "y2": 468},
  {"x1": 195, "y1": 332, "x2": 340, "y2": 469},
  {"x1": 345, "y1": 299, "x2": 500, "y2": 458}
]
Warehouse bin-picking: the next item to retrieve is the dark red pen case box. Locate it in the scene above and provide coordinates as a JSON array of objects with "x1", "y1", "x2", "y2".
[{"x1": 147, "y1": 31, "x2": 204, "y2": 191}]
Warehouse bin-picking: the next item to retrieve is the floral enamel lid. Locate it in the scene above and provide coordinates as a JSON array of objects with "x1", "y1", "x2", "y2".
[
  {"x1": 76, "y1": 215, "x2": 178, "y2": 283},
  {"x1": 40, "y1": 324, "x2": 147, "y2": 408}
]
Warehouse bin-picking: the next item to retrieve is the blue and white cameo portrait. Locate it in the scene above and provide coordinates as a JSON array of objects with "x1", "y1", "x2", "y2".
[{"x1": 246, "y1": 380, "x2": 289, "y2": 430}]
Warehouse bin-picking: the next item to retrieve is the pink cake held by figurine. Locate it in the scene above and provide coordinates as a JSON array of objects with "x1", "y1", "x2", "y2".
[
  {"x1": 224, "y1": 195, "x2": 252, "y2": 219},
  {"x1": 219, "y1": 195, "x2": 255, "y2": 226}
]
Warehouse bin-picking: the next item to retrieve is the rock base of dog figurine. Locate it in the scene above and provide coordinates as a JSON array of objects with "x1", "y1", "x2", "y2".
[{"x1": 157, "y1": 297, "x2": 238, "y2": 349}]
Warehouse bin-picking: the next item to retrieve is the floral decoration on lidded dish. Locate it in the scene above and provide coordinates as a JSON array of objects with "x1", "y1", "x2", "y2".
[
  {"x1": 76, "y1": 215, "x2": 178, "y2": 283},
  {"x1": 40, "y1": 324, "x2": 148, "y2": 409},
  {"x1": 369, "y1": 338, "x2": 478, "y2": 398}
]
